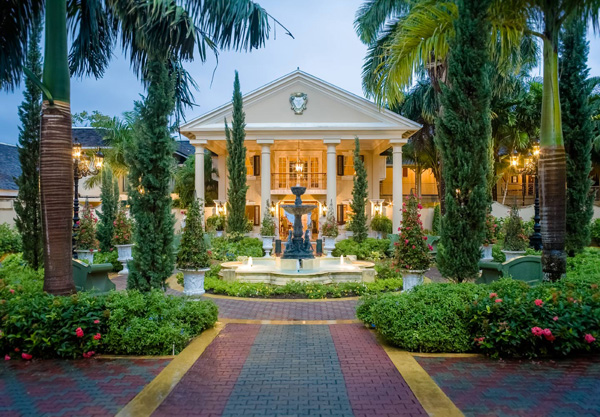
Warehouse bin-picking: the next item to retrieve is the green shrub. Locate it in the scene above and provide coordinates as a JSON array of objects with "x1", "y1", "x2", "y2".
[
  {"x1": 370, "y1": 214, "x2": 392, "y2": 234},
  {"x1": 431, "y1": 204, "x2": 441, "y2": 235},
  {"x1": 177, "y1": 199, "x2": 210, "y2": 270},
  {"x1": 103, "y1": 290, "x2": 218, "y2": 355},
  {"x1": 591, "y1": 218, "x2": 600, "y2": 245},
  {"x1": 374, "y1": 258, "x2": 401, "y2": 280},
  {"x1": 209, "y1": 236, "x2": 263, "y2": 261},
  {"x1": 206, "y1": 214, "x2": 226, "y2": 232},
  {"x1": 332, "y1": 238, "x2": 391, "y2": 260},
  {"x1": 0, "y1": 224, "x2": 22, "y2": 256},
  {"x1": 0, "y1": 253, "x2": 43, "y2": 293},
  {"x1": 94, "y1": 249, "x2": 123, "y2": 273},
  {"x1": 564, "y1": 247, "x2": 600, "y2": 285},
  {"x1": 362, "y1": 283, "x2": 486, "y2": 353},
  {"x1": 503, "y1": 205, "x2": 528, "y2": 251}
]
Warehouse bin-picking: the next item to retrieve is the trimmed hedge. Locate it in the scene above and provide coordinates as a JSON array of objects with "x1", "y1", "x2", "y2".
[{"x1": 332, "y1": 238, "x2": 391, "y2": 260}]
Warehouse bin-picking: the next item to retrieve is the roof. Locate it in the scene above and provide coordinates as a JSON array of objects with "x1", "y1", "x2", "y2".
[
  {"x1": 174, "y1": 140, "x2": 195, "y2": 157},
  {"x1": 0, "y1": 143, "x2": 21, "y2": 191},
  {"x1": 72, "y1": 127, "x2": 108, "y2": 147}
]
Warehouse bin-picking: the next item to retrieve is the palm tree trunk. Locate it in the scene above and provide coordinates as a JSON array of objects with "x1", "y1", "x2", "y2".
[
  {"x1": 41, "y1": 0, "x2": 75, "y2": 294},
  {"x1": 539, "y1": 35, "x2": 566, "y2": 281}
]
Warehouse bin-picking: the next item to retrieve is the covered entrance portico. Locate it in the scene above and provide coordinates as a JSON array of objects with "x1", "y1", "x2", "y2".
[{"x1": 180, "y1": 70, "x2": 420, "y2": 233}]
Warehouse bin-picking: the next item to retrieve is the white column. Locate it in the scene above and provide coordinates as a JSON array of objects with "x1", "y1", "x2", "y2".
[
  {"x1": 194, "y1": 143, "x2": 205, "y2": 202},
  {"x1": 391, "y1": 140, "x2": 406, "y2": 233},
  {"x1": 258, "y1": 140, "x2": 273, "y2": 219},
  {"x1": 217, "y1": 153, "x2": 226, "y2": 201},
  {"x1": 324, "y1": 139, "x2": 340, "y2": 219}
]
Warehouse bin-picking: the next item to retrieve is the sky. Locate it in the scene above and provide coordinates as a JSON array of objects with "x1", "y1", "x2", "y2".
[{"x1": 1, "y1": 0, "x2": 600, "y2": 145}]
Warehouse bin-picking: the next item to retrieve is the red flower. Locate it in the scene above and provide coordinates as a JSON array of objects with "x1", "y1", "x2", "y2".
[
  {"x1": 553, "y1": 316, "x2": 559, "y2": 321},
  {"x1": 94, "y1": 333, "x2": 102, "y2": 340},
  {"x1": 9, "y1": 289, "x2": 14, "y2": 294},
  {"x1": 14, "y1": 348, "x2": 19, "y2": 352},
  {"x1": 489, "y1": 293, "x2": 497, "y2": 299},
  {"x1": 82, "y1": 351, "x2": 96, "y2": 359},
  {"x1": 412, "y1": 245, "x2": 416, "y2": 249},
  {"x1": 428, "y1": 244, "x2": 433, "y2": 251},
  {"x1": 417, "y1": 203, "x2": 423, "y2": 209},
  {"x1": 534, "y1": 299, "x2": 543, "y2": 307},
  {"x1": 531, "y1": 327, "x2": 543, "y2": 336},
  {"x1": 423, "y1": 236, "x2": 427, "y2": 240},
  {"x1": 21, "y1": 353, "x2": 32, "y2": 360},
  {"x1": 585, "y1": 334, "x2": 596, "y2": 344},
  {"x1": 542, "y1": 328, "x2": 554, "y2": 341},
  {"x1": 495, "y1": 298, "x2": 502, "y2": 303},
  {"x1": 75, "y1": 327, "x2": 84, "y2": 338},
  {"x1": 94, "y1": 320, "x2": 100, "y2": 324},
  {"x1": 4, "y1": 354, "x2": 10, "y2": 361}
]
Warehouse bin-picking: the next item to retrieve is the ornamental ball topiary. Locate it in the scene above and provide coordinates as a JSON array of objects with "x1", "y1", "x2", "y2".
[
  {"x1": 393, "y1": 194, "x2": 432, "y2": 271},
  {"x1": 176, "y1": 199, "x2": 210, "y2": 270}
]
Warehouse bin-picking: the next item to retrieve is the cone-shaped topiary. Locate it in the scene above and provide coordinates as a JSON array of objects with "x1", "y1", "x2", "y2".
[
  {"x1": 177, "y1": 198, "x2": 210, "y2": 270},
  {"x1": 76, "y1": 202, "x2": 99, "y2": 251},
  {"x1": 322, "y1": 201, "x2": 339, "y2": 238},
  {"x1": 503, "y1": 205, "x2": 528, "y2": 251},
  {"x1": 260, "y1": 201, "x2": 276, "y2": 236},
  {"x1": 394, "y1": 194, "x2": 432, "y2": 271},
  {"x1": 97, "y1": 167, "x2": 120, "y2": 252},
  {"x1": 348, "y1": 137, "x2": 368, "y2": 242}
]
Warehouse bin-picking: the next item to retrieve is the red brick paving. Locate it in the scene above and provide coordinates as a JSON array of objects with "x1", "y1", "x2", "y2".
[
  {"x1": 153, "y1": 324, "x2": 261, "y2": 417},
  {"x1": 330, "y1": 324, "x2": 427, "y2": 417}
]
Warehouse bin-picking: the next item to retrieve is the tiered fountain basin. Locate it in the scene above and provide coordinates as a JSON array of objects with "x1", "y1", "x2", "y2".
[{"x1": 219, "y1": 256, "x2": 376, "y2": 285}]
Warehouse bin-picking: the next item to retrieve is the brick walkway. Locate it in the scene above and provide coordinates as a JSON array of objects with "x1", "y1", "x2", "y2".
[
  {"x1": 0, "y1": 358, "x2": 169, "y2": 417},
  {"x1": 417, "y1": 355, "x2": 600, "y2": 417},
  {"x1": 154, "y1": 323, "x2": 425, "y2": 417}
]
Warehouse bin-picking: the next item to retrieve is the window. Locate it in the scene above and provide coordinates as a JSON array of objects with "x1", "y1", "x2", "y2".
[
  {"x1": 337, "y1": 204, "x2": 345, "y2": 225},
  {"x1": 337, "y1": 155, "x2": 344, "y2": 176},
  {"x1": 244, "y1": 205, "x2": 260, "y2": 226},
  {"x1": 403, "y1": 167, "x2": 408, "y2": 177},
  {"x1": 253, "y1": 155, "x2": 261, "y2": 176}
]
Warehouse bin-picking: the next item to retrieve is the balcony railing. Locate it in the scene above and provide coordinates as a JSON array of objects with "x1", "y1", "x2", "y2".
[{"x1": 272, "y1": 173, "x2": 327, "y2": 191}]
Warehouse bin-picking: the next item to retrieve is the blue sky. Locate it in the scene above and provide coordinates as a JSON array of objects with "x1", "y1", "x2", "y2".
[{"x1": 1, "y1": 0, "x2": 599, "y2": 145}]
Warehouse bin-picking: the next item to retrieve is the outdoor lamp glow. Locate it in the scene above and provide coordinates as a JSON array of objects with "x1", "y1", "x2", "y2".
[
  {"x1": 510, "y1": 154, "x2": 518, "y2": 167},
  {"x1": 94, "y1": 149, "x2": 104, "y2": 169},
  {"x1": 72, "y1": 142, "x2": 82, "y2": 160},
  {"x1": 533, "y1": 144, "x2": 540, "y2": 157}
]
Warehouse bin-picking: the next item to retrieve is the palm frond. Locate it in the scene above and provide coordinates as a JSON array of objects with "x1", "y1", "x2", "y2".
[{"x1": 354, "y1": 0, "x2": 413, "y2": 45}]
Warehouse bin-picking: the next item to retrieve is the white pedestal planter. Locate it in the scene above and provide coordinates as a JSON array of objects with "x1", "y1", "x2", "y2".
[
  {"x1": 261, "y1": 236, "x2": 274, "y2": 257},
  {"x1": 182, "y1": 268, "x2": 210, "y2": 297},
  {"x1": 75, "y1": 250, "x2": 94, "y2": 264},
  {"x1": 215, "y1": 230, "x2": 223, "y2": 238},
  {"x1": 402, "y1": 269, "x2": 427, "y2": 292},
  {"x1": 115, "y1": 244, "x2": 134, "y2": 275},
  {"x1": 502, "y1": 250, "x2": 526, "y2": 262},
  {"x1": 481, "y1": 245, "x2": 493, "y2": 261},
  {"x1": 323, "y1": 236, "x2": 336, "y2": 257},
  {"x1": 345, "y1": 230, "x2": 354, "y2": 239},
  {"x1": 375, "y1": 231, "x2": 384, "y2": 240}
]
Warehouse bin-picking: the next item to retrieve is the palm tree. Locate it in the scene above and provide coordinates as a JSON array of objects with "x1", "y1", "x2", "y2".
[{"x1": 1, "y1": 0, "x2": 290, "y2": 294}]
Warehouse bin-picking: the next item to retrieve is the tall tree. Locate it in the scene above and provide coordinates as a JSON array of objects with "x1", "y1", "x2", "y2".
[
  {"x1": 436, "y1": 0, "x2": 493, "y2": 282},
  {"x1": 560, "y1": 17, "x2": 594, "y2": 256},
  {"x1": 1, "y1": 0, "x2": 289, "y2": 294},
  {"x1": 225, "y1": 71, "x2": 249, "y2": 236},
  {"x1": 125, "y1": 59, "x2": 177, "y2": 291},
  {"x1": 96, "y1": 166, "x2": 119, "y2": 252},
  {"x1": 14, "y1": 18, "x2": 43, "y2": 270},
  {"x1": 174, "y1": 153, "x2": 219, "y2": 208},
  {"x1": 349, "y1": 137, "x2": 368, "y2": 243}
]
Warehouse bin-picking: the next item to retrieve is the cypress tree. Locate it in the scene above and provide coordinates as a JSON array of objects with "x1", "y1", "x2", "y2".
[
  {"x1": 349, "y1": 137, "x2": 368, "y2": 242},
  {"x1": 126, "y1": 59, "x2": 176, "y2": 291},
  {"x1": 435, "y1": 0, "x2": 492, "y2": 282},
  {"x1": 14, "y1": 19, "x2": 43, "y2": 270},
  {"x1": 560, "y1": 18, "x2": 594, "y2": 255},
  {"x1": 96, "y1": 166, "x2": 119, "y2": 252},
  {"x1": 225, "y1": 71, "x2": 249, "y2": 236}
]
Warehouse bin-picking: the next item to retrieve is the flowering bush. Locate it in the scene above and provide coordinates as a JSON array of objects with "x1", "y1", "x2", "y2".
[
  {"x1": 503, "y1": 205, "x2": 528, "y2": 251},
  {"x1": 393, "y1": 194, "x2": 431, "y2": 271},
  {"x1": 75, "y1": 203, "x2": 99, "y2": 251},
  {"x1": 112, "y1": 207, "x2": 133, "y2": 245},
  {"x1": 260, "y1": 208, "x2": 276, "y2": 237},
  {"x1": 321, "y1": 202, "x2": 339, "y2": 238},
  {"x1": 483, "y1": 213, "x2": 499, "y2": 245}
]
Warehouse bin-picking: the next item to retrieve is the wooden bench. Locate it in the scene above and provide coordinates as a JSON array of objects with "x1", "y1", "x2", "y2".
[
  {"x1": 72, "y1": 260, "x2": 115, "y2": 293},
  {"x1": 477, "y1": 255, "x2": 543, "y2": 285}
]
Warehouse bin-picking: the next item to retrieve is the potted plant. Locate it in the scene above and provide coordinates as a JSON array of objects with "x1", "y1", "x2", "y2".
[
  {"x1": 394, "y1": 194, "x2": 432, "y2": 292},
  {"x1": 481, "y1": 213, "x2": 498, "y2": 260},
  {"x1": 75, "y1": 203, "x2": 99, "y2": 264},
  {"x1": 502, "y1": 205, "x2": 528, "y2": 261},
  {"x1": 321, "y1": 202, "x2": 339, "y2": 257},
  {"x1": 206, "y1": 214, "x2": 226, "y2": 237},
  {"x1": 176, "y1": 198, "x2": 210, "y2": 297},
  {"x1": 113, "y1": 207, "x2": 134, "y2": 274},
  {"x1": 370, "y1": 213, "x2": 393, "y2": 239},
  {"x1": 259, "y1": 205, "x2": 276, "y2": 257}
]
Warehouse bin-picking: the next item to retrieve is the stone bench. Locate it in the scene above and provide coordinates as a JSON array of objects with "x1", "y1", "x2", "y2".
[
  {"x1": 477, "y1": 255, "x2": 543, "y2": 285},
  {"x1": 72, "y1": 260, "x2": 115, "y2": 293}
]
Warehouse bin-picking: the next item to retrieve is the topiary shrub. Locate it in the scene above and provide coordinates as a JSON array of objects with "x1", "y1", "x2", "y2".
[
  {"x1": 0, "y1": 223, "x2": 22, "y2": 257},
  {"x1": 393, "y1": 194, "x2": 432, "y2": 271},
  {"x1": 364, "y1": 283, "x2": 486, "y2": 353},
  {"x1": 370, "y1": 213, "x2": 393, "y2": 235},
  {"x1": 503, "y1": 205, "x2": 528, "y2": 251},
  {"x1": 591, "y1": 218, "x2": 600, "y2": 245},
  {"x1": 332, "y1": 238, "x2": 391, "y2": 260},
  {"x1": 176, "y1": 199, "x2": 210, "y2": 270},
  {"x1": 260, "y1": 204, "x2": 276, "y2": 237},
  {"x1": 431, "y1": 204, "x2": 441, "y2": 236}
]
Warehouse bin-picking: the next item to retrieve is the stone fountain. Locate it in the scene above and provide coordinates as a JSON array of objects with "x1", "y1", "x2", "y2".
[{"x1": 281, "y1": 186, "x2": 317, "y2": 260}]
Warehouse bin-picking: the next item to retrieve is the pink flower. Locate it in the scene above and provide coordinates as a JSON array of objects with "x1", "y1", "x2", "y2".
[
  {"x1": 489, "y1": 293, "x2": 497, "y2": 299},
  {"x1": 21, "y1": 353, "x2": 32, "y2": 360},
  {"x1": 4, "y1": 354, "x2": 10, "y2": 361},
  {"x1": 9, "y1": 289, "x2": 14, "y2": 294},
  {"x1": 423, "y1": 236, "x2": 428, "y2": 240},
  {"x1": 428, "y1": 244, "x2": 433, "y2": 251},
  {"x1": 585, "y1": 334, "x2": 596, "y2": 344},
  {"x1": 405, "y1": 239, "x2": 409, "y2": 244},
  {"x1": 417, "y1": 204, "x2": 423, "y2": 209},
  {"x1": 542, "y1": 328, "x2": 555, "y2": 341},
  {"x1": 14, "y1": 348, "x2": 19, "y2": 352},
  {"x1": 412, "y1": 245, "x2": 416, "y2": 249},
  {"x1": 93, "y1": 333, "x2": 101, "y2": 340},
  {"x1": 82, "y1": 351, "x2": 96, "y2": 359},
  {"x1": 495, "y1": 298, "x2": 503, "y2": 303},
  {"x1": 397, "y1": 227, "x2": 401, "y2": 231},
  {"x1": 531, "y1": 327, "x2": 543, "y2": 336},
  {"x1": 534, "y1": 299, "x2": 543, "y2": 307},
  {"x1": 553, "y1": 316, "x2": 559, "y2": 321},
  {"x1": 94, "y1": 320, "x2": 100, "y2": 324},
  {"x1": 75, "y1": 327, "x2": 84, "y2": 338}
]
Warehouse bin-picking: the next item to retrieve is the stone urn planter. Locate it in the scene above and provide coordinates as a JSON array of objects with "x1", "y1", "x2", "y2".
[
  {"x1": 502, "y1": 250, "x2": 526, "y2": 262},
  {"x1": 182, "y1": 268, "x2": 210, "y2": 297},
  {"x1": 345, "y1": 230, "x2": 354, "y2": 239},
  {"x1": 481, "y1": 244, "x2": 493, "y2": 261},
  {"x1": 115, "y1": 244, "x2": 134, "y2": 275},
  {"x1": 215, "y1": 230, "x2": 224, "y2": 238},
  {"x1": 75, "y1": 250, "x2": 94, "y2": 264},
  {"x1": 402, "y1": 269, "x2": 428, "y2": 292},
  {"x1": 261, "y1": 236, "x2": 274, "y2": 257},
  {"x1": 323, "y1": 236, "x2": 336, "y2": 257}
]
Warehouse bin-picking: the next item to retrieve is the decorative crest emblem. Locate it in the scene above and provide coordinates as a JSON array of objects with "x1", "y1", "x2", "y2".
[{"x1": 289, "y1": 93, "x2": 307, "y2": 115}]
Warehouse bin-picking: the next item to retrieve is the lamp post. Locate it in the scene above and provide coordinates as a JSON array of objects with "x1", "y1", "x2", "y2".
[
  {"x1": 72, "y1": 142, "x2": 104, "y2": 258},
  {"x1": 529, "y1": 145, "x2": 542, "y2": 251}
]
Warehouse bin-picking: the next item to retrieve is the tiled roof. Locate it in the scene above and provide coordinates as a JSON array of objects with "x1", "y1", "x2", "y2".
[
  {"x1": 175, "y1": 140, "x2": 195, "y2": 157},
  {"x1": 0, "y1": 143, "x2": 21, "y2": 190},
  {"x1": 72, "y1": 127, "x2": 108, "y2": 147}
]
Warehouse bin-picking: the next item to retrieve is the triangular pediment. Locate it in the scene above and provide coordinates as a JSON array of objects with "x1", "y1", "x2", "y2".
[{"x1": 181, "y1": 70, "x2": 420, "y2": 139}]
